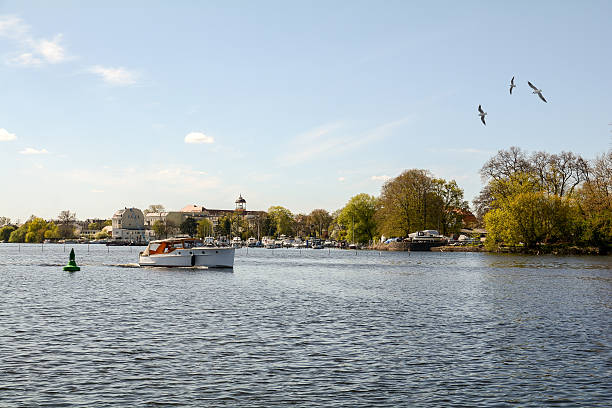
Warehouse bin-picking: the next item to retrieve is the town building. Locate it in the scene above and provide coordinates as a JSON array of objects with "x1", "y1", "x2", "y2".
[{"x1": 112, "y1": 207, "x2": 153, "y2": 242}]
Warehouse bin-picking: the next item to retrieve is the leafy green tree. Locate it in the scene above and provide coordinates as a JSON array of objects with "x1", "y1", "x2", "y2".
[
  {"x1": 376, "y1": 169, "x2": 433, "y2": 237},
  {"x1": 576, "y1": 150, "x2": 612, "y2": 250},
  {"x1": 152, "y1": 220, "x2": 168, "y2": 239},
  {"x1": 180, "y1": 217, "x2": 198, "y2": 237},
  {"x1": 0, "y1": 225, "x2": 16, "y2": 241},
  {"x1": 215, "y1": 216, "x2": 232, "y2": 237},
  {"x1": 95, "y1": 230, "x2": 111, "y2": 240},
  {"x1": 44, "y1": 223, "x2": 60, "y2": 240},
  {"x1": 337, "y1": 194, "x2": 378, "y2": 244},
  {"x1": 484, "y1": 174, "x2": 581, "y2": 249},
  {"x1": 9, "y1": 223, "x2": 28, "y2": 242},
  {"x1": 309, "y1": 209, "x2": 332, "y2": 238},
  {"x1": 229, "y1": 214, "x2": 249, "y2": 240},
  {"x1": 430, "y1": 179, "x2": 469, "y2": 236},
  {"x1": 293, "y1": 213, "x2": 310, "y2": 238},
  {"x1": 267, "y1": 206, "x2": 294, "y2": 237},
  {"x1": 22, "y1": 217, "x2": 57, "y2": 243},
  {"x1": 197, "y1": 219, "x2": 214, "y2": 239}
]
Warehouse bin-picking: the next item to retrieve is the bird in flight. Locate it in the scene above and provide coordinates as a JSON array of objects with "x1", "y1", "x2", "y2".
[
  {"x1": 528, "y1": 81, "x2": 547, "y2": 103},
  {"x1": 478, "y1": 105, "x2": 487, "y2": 125},
  {"x1": 509, "y1": 76, "x2": 516, "y2": 95}
]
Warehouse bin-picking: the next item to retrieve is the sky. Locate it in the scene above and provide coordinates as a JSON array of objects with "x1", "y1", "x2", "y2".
[{"x1": 1, "y1": 0, "x2": 611, "y2": 222}]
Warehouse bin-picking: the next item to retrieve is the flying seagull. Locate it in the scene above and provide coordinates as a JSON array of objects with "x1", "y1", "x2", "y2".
[
  {"x1": 528, "y1": 81, "x2": 547, "y2": 103},
  {"x1": 478, "y1": 105, "x2": 487, "y2": 125},
  {"x1": 509, "y1": 76, "x2": 516, "y2": 95}
]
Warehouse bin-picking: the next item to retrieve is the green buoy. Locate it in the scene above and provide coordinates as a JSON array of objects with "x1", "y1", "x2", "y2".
[{"x1": 63, "y1": 248, "x2": 80, "y2": 271}]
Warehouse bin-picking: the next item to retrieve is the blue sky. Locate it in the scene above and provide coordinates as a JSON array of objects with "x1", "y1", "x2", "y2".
[{"x1": 1, "y1": 1, "x2": 611, "y2": 221}]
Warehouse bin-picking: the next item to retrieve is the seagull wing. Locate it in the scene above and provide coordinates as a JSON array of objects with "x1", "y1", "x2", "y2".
[
  {"x1": 528, "y1": 81, "x2": 537, "y2": 90},
  {"x1": 510, "y1": 85, "x2": 513, "y2": 95},
  {"x1": 511, "y1": 76, "x2": 515, "y2": 85},
  {"x1": 538, "y1": 92, "x2": 547, "y2": 103},
  {"x1": 478, "y1": 105, "x2": 484, "y2": 114},
  {"x1": 481, "y1": 115, "x2": 486, "y2": 126}
]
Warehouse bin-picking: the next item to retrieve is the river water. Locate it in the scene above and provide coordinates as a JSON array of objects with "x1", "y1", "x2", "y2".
[{"x1": 0, "y1": 243, "x2": 610, "y2": 407}]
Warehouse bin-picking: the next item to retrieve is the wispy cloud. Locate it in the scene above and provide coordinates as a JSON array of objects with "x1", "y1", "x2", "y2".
[
  {"x1": 90, "y1": 189, "x2": 105, "y2": 193},
  {"x1": 279, "y1": 117, "x2": 413, "y2": 167},
  {"x1": 0, "y1": 128, "x2": 16, "y2": 141},
  {"x1": 89, "y1": 65, "x2": 138, "y2": 85},
  {"x1": 0, "y1": 15, "x2": 69, "y2": 66},
  {"x1": 185, "y1": 131, "x2": 214, "y2": 144},
  {"x1": 20, "y1": 147, "x2": 49, "y2": 155},
  {"x1": 0, "y1": 15, "x2": 28, "y2": 39},
  {"x1": 370, "y1": 175, "x2": 391, "y2": 181}
]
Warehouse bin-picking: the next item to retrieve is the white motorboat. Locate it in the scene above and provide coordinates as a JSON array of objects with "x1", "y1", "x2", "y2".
[
  {"x1": 407, "y1": 230, "x2": 448, "y2": 251},
  {"x1": 231, "y1": 236, "x2": 243, "y2": 248},
  {"x1": 138, "y1": 238, "x2": 235, "y2": 268}
]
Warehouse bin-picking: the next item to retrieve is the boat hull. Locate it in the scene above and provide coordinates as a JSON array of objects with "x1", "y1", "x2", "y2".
[
  {"x1": 408, "y1": 240, "x2": 447, "y2": 251},
  {"x1": 138, "y1": 247, "x2": 235, "y2": 268}
]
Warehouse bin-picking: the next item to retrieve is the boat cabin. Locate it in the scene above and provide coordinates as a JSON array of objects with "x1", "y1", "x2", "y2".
[{"x1": 142, "y1": 238, "x2": 203, "y2": 256}]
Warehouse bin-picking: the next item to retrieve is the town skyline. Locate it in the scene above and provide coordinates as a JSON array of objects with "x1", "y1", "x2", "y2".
[{"x1": 1, "y1": 1, "x2": 611, "y2": 221}]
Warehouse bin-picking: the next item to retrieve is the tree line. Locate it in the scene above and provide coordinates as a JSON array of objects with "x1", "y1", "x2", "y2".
[
  {"x1": 475, "y1": 147, "x2": 611, "y2": 251},
  {"x1": 0, "y1": 211, "x2": 111, "y2": 243}
]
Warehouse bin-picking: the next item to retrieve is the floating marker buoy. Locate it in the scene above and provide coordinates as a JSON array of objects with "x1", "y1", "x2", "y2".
[{"x1": 63, "y1": 248, "x2": 81, "y2": 271}]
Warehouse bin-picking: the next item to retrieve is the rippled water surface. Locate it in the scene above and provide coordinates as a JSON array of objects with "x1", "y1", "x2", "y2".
[{"x1": 1, "y1": 243, "x2": 610, "y2": 406}]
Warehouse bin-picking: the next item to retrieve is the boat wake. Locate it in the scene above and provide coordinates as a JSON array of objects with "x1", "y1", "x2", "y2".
[{"x1": 110, "y1": 263, "x2": 141, "y2": 268}]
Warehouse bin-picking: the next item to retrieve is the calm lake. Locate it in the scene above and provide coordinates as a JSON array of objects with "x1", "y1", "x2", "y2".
[{"x1": 0, "y1": 243, "x2": 610, "y2": 406}]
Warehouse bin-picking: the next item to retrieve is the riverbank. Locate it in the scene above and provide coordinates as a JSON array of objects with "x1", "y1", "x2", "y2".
[{"x1": 370, "y1": 242, "x2": 608, "y2": 255}]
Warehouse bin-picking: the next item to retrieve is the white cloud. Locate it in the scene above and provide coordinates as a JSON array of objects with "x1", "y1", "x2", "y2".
[
  {"x1": 89, "y1": 65, "x2": 138, "y2": 85},
  {"x1": 34, "y1": 35, "x2": 66, "y2": 63},
  {"x1": 90, "y1": 189, "x2": 105, "y2": 193},
  {"x1": 0, "y1": 15, "x2": 68, "y2": 66},
  {"x1": 20, "y1": 147, "x2": 49, "y2": 155},
  {"x1": 371, "y1": 175, "x2": 391, "y2": 181},
  {"x1": 9, "y1": 52, "x2": 42, "y2": 66},
  {"x1": 0, "y1": 15, "x2": 28, "y2": 39},
  {"x1": 184, "y1": 132, "x2": 214, "y2": 144},
  {"x1": 338, "y1": 177, "x2": 346, "y2": 182},
  {"x1": 0, "y1": 128, "x2": 16, "y2": 141}
]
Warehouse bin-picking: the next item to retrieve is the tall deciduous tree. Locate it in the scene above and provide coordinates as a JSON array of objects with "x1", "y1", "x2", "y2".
[
  {"x1": 577, "y1": 150, "x2": 612, "y2": 249},
  {"x1": 430, "y1": 179, "x2": 469, "y2": 236},
  {"x1": 0, "y1": 225, "x2": 16, "y2": 241},
  {"x1": 484, "y1": 174, "x2": 581, "y2": 249},
  {"x1": 144, "y1": 204, "x2": 165, "y2": 214},
  {"x1": 309, "y1": 209, "x2": 332, "y2": 238},
  {"x1": 215, "y1": 216, "x2": 232, "y2": 237},
  {"x1": 152, "y1": 220, "x2": 168, "y2": 239},
  {"x1": 57, "y1": 210, "x2": 76, "y2": 239},
  {"x1": 337, "y1": 194, "x2": 378, "y2": 244},
  {"x1": 376, "y1": 169, "x2": 433, "y2": 237},
  {"x1": 197, "y1": 219, "x2": 214, "y2": 239},
  {"x1": 267, "y1": 206, "x2": 294, "y2": 237},
  {"x1": 180, "y1": 217, "x2": 198, "y2": 237}
]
